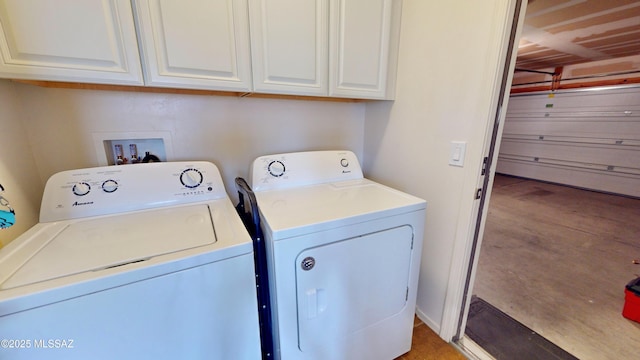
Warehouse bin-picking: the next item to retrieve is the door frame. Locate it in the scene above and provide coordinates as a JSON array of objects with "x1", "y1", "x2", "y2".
[{"x1": 436, "y1": 0, "x2": 528, "y2": 342}]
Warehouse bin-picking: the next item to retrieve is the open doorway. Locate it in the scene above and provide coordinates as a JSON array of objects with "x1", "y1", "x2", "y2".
[
  {"x1": 470, "y1": 173, "x2": 640, "y2": 359},
  {"x1": 461, "y1": 1, "x2": 640, "y2": 359}
]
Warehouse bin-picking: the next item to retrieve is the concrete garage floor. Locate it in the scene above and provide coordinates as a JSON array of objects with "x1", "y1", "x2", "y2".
[{"x1": 473, "y1": 174, "x2": 640, "y2": 360}]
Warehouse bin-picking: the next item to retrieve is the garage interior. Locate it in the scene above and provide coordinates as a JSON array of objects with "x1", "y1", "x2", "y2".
[{"x1": 469, "y1": 1, "x2": 640, "y2": 359}]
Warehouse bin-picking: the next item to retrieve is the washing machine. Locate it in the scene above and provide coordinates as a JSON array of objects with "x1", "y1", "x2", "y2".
[
  {"x1": 0, "y1": 161, "x2": 262, "y2": 359},
  {"x1": 248, "y1": 150, "x2": 427, "y2": 360}
]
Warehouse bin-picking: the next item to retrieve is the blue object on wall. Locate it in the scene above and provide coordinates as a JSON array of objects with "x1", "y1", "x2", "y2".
[{"x1": 0, "y1": 183, "x2": 16, "y2": 229}]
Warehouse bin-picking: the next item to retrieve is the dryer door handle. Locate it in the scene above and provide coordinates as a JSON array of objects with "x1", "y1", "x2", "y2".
[{"x1": 306, "y1": 288, "x2": 327, "y2": 319}]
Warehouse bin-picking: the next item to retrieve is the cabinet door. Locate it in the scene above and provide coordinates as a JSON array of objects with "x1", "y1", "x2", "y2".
[
  {"x1": 0, "y1": 0, "x2": 143, "y2": 85},
  {"x1": 329, "y1": 0, "x2": 399, "y2": 99},
  {"x1": 134, "y1": 0, "x2": 252, "y2": 91},
  {"x1": 249, "y1": 0, "x2": 328, "y2": 96}
]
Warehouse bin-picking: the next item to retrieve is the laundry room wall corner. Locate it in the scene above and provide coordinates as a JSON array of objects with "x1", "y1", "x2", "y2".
[
  {"x1": 363, "y1": 0, "x2": 520, "y2": 340},
  {"x1": 0, "y1": 80, "x2": 42, "y2": 246}
]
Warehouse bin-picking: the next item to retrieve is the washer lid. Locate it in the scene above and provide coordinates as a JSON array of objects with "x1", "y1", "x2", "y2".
[{"x1": 2, "y1": 205, "x2": 216, "y2": 289}]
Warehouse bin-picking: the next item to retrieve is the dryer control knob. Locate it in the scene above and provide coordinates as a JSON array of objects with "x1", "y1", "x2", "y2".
[
  {"x1": 268, "y1": 160, "x2": 286, "y2": 177},
  {"x1": 180, "y1": 168, "x2": 203, "y2": 188},
  {"x1": 72, "y1": 182, "x2": 91, "y2": 196}
]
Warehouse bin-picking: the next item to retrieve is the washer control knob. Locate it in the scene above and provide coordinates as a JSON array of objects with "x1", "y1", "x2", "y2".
[
  {"x1": 72, "y1": 182, "x2": 91, "y2": 196},
  {"x1": 180, "y1": 168, "x2": 203, "y2": 188},
  {"x1": 102, "y1": 179, "x2": 119, "y2": 193},
  {"x1": 268, "y1": 160, "x2": 286, "y2": 177},
  {"x1": 340, "y1": 158, "x2": 349, "y2": 167}
]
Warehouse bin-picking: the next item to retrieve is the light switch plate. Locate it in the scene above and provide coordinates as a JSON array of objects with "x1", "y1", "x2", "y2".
[{"x1": 449, "y1": 141, "x2": 466, "y2": 167}]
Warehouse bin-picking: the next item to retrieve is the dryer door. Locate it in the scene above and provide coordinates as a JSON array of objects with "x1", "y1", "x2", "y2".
[{"x1": 295, "y1": 225, "x2": 413, "y2": 351}]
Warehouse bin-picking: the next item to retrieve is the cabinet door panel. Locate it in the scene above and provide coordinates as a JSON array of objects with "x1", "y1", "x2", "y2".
[
  {"x1": 0, "y1": 0, "x2": 143, "y2": 85},
  {"x1": 249, "y1": 0, "x2": 328, "y2": 96},
  {"x1": 135, "y1": 0, "x2": 252, "y2": 91},
  {"x1": 329, "y1": 0, "x2": 397, "y2": 99}
]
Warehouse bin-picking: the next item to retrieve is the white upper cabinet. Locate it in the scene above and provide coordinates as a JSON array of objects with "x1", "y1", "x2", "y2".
[
  {"x1": 329, "y1": 0, "x2": 398, "y2": 99},
  {"x1": 249, "y1": 0, "x2": 400, "y2": 99},
  {"x1": 134, "y1": 0, "x2": 252, "y2": 91},
  {"x1": 0, "y1": 0, "x2": 400, "y2": 99},
  {"x1": 0, "y1": 0, "x2": 143, "y2": 85},
  {"x1": 249, "y1": 0, "x2": 328, "y2": 96}
]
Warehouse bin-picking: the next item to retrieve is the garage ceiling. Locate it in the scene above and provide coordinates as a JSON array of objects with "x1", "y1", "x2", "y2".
[{"x1": 516, "y1": 0, "x2": 640, "y2": 70}]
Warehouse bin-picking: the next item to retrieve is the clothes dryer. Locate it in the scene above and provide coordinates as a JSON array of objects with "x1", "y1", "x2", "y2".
[
  {"x1": 0, "y1": 162, "x2": 262, "y2": 359},
  {"x1": 248, "y1": 150, "x2": 426, "y2": 360}
]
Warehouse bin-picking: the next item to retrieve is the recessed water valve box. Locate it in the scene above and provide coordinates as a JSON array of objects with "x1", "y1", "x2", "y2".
[
  {"x1": 92, "y1": 132, "x2": 173, "y2": 166},
  {"x1": 104, "y1": 138, "x2": 166, "y2": 165}
]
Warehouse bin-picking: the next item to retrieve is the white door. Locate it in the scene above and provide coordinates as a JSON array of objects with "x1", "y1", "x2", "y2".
[
  {"x1": 0, "y1": 0, "x2": 143, "y2": 85},
  {"x1": 249, "y1": 0, "x2": 328, "y2": 96},
  {"x1": 295, "y1": 225, "x2": 413, "y2": 352},
  {"x1": 329, "y1": 0, "x2": 396, "y2": 99},
  {"x1": 134, "y1": 0, "x2": 253, "y2": 91}
]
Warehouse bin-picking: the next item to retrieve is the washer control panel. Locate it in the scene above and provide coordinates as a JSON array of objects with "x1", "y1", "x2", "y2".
[
  {"x1": 40, "y1": 161, "x2": 226, "y2": 222},
  {"x1": 251, "y1": 150, "x2": 364, "y2": 191}
]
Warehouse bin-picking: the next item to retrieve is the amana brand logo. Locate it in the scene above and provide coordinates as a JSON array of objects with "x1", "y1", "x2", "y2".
[{"x1": 72, "y1": 201, "x2": 94, "y2": 206}]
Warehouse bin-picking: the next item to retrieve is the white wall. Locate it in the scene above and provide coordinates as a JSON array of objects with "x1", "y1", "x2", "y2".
[
  {"x1": 0, "y1": 80, "x2": 41, "y2": 246},
  {"x1": 13, "y1": 83, "x2": 366, "y2": 205},
  {"x1": 363, "y1": 0, "x2": 518, "y2": 339}
]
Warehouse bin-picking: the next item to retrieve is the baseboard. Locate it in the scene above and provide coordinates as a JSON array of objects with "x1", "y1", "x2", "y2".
[{"x1": 415, "y1": 308, "x2": 441, "y2": 337}]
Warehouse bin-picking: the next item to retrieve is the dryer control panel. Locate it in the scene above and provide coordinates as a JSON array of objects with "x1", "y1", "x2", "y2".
[
  {"x1": 250, "y1": 150, "x2": 364, "y2": 191},
  {"x1": 40, "y1": 161, "x2": 226, "y2": 222}
]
